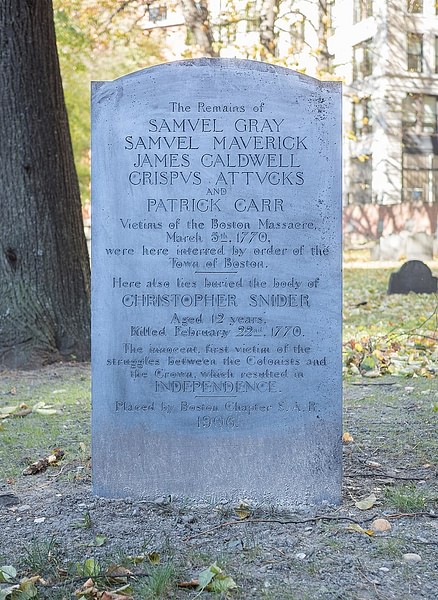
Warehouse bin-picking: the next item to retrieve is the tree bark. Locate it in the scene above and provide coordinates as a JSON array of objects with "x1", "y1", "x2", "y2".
[
  {"x1": 179, "y1": 0, "x2": 218, "y2": 57},
  {"x1": 260, "y1": 0, "x2": 280, "y2": 58},
  {"x1": 317, "y1": 0, "x2": 333, "y2": 75},
  {"x1": 0, "y1": 0, "x2": 91, "y2": 368}
]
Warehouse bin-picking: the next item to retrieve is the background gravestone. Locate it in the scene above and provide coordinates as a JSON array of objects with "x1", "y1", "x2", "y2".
[
  {"x1": 388, "y1": 260, "x2": 438, "y2": 294},
  {"x1": 92, "y1": 59, "x2": 342, "y2": 506},
  {"x1": 405, "y1": 232, "x2": 434, "y2": 262}
]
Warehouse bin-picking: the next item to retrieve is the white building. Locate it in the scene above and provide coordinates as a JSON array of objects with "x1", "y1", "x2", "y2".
[
  {"x1": 138, "y1": 0, "x2": 438, "y2": 243},
  {"x1": 329, "y1": 0, "x2": 438, "y2": 243}
]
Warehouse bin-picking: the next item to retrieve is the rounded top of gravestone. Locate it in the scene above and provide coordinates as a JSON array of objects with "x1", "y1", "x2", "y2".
[
  {"x1": 398, "y1": 260, "x2": 432, "y2": 275},
  {"x1": 111, "y1": 58, "x2": 330, "y2": 85},
  {"x1": 387, "y1": 260, "x2": 438, "y2": 295}
]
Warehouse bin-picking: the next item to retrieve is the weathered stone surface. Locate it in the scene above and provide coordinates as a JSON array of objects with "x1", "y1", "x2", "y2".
[
  {"x1": 387, "y1": 260, "x2": 438, "y2": 294},
  {"x1": 405, "y1": 232, "x2": 434, "y2": 261},
  {"x1": 91, "y1": 59, "x2": 342, "y2": 506}
]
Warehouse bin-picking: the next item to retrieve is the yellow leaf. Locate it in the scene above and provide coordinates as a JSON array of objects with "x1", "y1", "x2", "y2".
[
  {"x1": 34, "y1": 408, "x2": 58, "y2": 415},
  {"x1": 235, "y1": 503, "x2": 251, "y2": 520},
  {"x1": 342, "y1": 432, "x2": 354, "y2": 443},
  {"x1": 355, "y1": 494, "x2": 377, "y2": 510},
  {"x1": 347, "y1": 524, "x2": 374, "y2": 536},
  {"x1": 148, "y1": 552, "x2": 160, "y2": 565},
  {"x1": 0, "y1": 405, "x2": 19, "y2": 415}
]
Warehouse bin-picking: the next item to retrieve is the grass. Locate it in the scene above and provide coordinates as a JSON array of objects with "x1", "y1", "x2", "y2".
[
  {"x1": 22, "y1": 537, "x2": 61, "y2": 580},
  {"x1": 343, "y1": 264, "x2": 437, "y2": 377},
  {"x1": 384, "y1": 483, "x2": 429, "y2": 512},
  {"x1": 0, "y1": 365, "x2": 90, "y2": 480},
  {"x1": 134, "y1": 563, "x2": 177, "y2": 599}
]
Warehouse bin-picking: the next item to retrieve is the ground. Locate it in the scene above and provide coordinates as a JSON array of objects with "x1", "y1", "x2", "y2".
[{"x1": 0, "y1": 363, "x2": 437, "y2": 599}]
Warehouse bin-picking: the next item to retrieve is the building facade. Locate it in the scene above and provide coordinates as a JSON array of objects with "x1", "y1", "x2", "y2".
[
  {"x1": 330, "y1": 0, "x2": 438, "y2": 242},
  {"x1": 135, "y1": 1, "x2": 438, "y2": 244}
]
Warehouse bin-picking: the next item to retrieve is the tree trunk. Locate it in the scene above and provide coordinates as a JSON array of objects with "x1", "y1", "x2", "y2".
[
  {"x1": 0, "y1": 0, "x2": 91, "y2": 368},
  {"x1": 260, "y1": 0, "x2": 280, "y2": 58},
  {"x1": 179, "y1": 0, "x2": 218, "y2": 57},
  {"x1": 317, "y1": 0, "x2": 333, "y2": 75}
]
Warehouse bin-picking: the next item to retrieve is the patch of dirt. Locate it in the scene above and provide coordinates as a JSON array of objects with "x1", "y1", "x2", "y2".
[{"x1": 1, "y1": 366, "x2": 437, "y2": 599}]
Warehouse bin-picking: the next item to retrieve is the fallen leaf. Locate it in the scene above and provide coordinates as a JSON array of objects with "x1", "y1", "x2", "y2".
[
  {"x1": 76, "y1": 558, "x2": 100, "y2": 578},
  {"x1": 0, "y1": 565, "x2": 17, "y2": 582},
  {"x1": 0, "y1": 584, "x2": 20, "y2": 600},
  {"x1": 197, "y1": 562, "x2": 237, "y2": 593},
  {"x1": 0, "y1": 405, "x2": 20, "y2": 419},
  {"x1": 355, "y1": 493, "x2": 377, "y2": 510},
  {"x1": 234, "y1": 503, "x2": 251, "y2": 520},
  {"x1": 105, "y1": 565, "x2": 132, "y2": 578},
  {"x1": 22, "y1": 448, "x2": 64, "y2": 475},
  {"x1": 93, "y1": 535, "x2": 106, "y2": 547},
  {"x1": 177, "y1": 579, "x2": 199, "y2": 589},
  {"x1": 99, "y1": 591, "x2": 133, "y2": 600},
  {"x1": 342, "y1": 432, "x2": 354, "y2": 443},
  {"x1": 147, "y1": 552, "x2": 160, "y2": 565},
  {"x1": 347, "y1": 524, "x2": 374, "y2": 536},
  {"x1": 34, "y1": 408, "x2": 58, "y2": 416},
  {"x1": 33, "y1": 402, "x2": 58, "y2": 415}
]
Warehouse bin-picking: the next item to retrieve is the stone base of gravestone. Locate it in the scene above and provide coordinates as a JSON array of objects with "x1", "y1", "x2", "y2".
[{"x1": 387, "y1": 260, "x2": 438, "y2": 295}]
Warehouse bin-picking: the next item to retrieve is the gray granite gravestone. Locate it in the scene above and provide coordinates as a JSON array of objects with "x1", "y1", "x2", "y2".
[
  {"x1": 91, "y1": 59, "x2": 342, "y2": 507},
  {"x1": 388, "y1": 260, "x2": 437, "y2": 294}
]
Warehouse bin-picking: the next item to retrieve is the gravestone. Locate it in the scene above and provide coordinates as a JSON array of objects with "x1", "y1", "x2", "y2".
[
  {"x1": 378, "y1": 234, "x2": 406, "y2": 261},
  {"x1": 405, "y1": 232, "x2": 434, "y2": 262},
  {"x1": 388, "y1": 260, "x2": 438, "y2": 294},
  {"x1": 91, "y1": 59, "x2": 342, "y2": 507}
]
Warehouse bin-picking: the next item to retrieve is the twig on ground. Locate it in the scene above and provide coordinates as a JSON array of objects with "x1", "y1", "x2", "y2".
[
  {"x1": 350, "y1": 381, "x2": 397, "y2": 386},
  {"x1": 182, "y1": 514, "x2": 377, "y2": 542},
  {"x1": 386, "y1": 512, "x2": 438, "y2": 520}
]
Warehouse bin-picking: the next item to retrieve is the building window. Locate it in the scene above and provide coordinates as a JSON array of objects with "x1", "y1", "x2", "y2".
[
  {"x1": 407, "y1": 0, "x2": 423, "y2": 13},
  {"x1": 353, "y1": 39, "x2": 373, "y2": 79},
  {"x1": 350, "y1": 155, "x2": 373, "y2": 204},
  {"x1": 148, "y1": 4, "x2": 167, "y2": 23},
  {"x1": 407, "y1": 33, "x2": 423, "y2": 72},
  {"x1": 353, "y1": 0, "x2": 373, "y2": 24},
  {"x1": 245, "y1": 1, "x2": 261, "y2": 33},
  {"x1": 403, "y1": 153, "x2": 437, "y2": 203},
  {"x1": 352, "y1": 97, "x2": 373, "y2": 136},
  {"x1": 402, "y1": 94, "x2": 438, "y2": 133}
]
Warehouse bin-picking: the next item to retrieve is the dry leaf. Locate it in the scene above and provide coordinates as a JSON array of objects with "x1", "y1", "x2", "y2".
[
  {"x1": 105, "y1": 565, "x2": 132, "y2": 579},
  {"x1": 347, "y1": 523, "x2": 374, "y2": 536},
  {"x1": 235, "y1": 503, "x2": 251, "y2": 520},
  {"x1": 147, "y1": 552, "x2": 160, "y2": 565},
  {"x1": 33, "y1": 401, "x2": 58, "y2": 415},
  {"x1": 177, "y1": 579, "x2": 199, "y2": 589},
  {"x1": 22, "y1": 448, "x2": 64, "y2": 475},
  {"x1": 99, "y1": 591, "x2": 133, "y2": 600},
  {"x1": 355, "y1": 493, "x2": 377, "y2": 510},
  {"x1": 342, "y1": 432, "x2": 354, "y2": 443}
]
